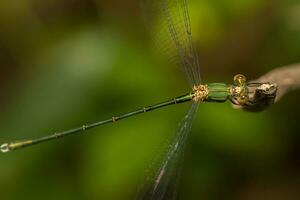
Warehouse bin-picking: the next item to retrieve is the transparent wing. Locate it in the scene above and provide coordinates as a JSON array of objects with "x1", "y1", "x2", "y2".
[
  {"x1": 142, "y1": 0, "x2": 201, "y2": 86},
  {"x1": 138, "y1": 103, "x2": 198, "y2": 200}
]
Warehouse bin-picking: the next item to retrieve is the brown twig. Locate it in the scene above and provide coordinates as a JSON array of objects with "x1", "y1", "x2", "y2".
[{"x1": 234, "y1": 63, "x2": 300, "y2": 112}]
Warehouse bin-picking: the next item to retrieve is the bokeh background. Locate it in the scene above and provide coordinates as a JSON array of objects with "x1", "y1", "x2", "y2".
[{"x1": 0, "y1": 0, "x2": 300, "y2": 199}]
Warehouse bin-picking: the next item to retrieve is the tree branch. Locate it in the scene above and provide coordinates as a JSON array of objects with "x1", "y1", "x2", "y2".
[{"x1": 234, "y1": 63, "x2": 300, "y2": 112}]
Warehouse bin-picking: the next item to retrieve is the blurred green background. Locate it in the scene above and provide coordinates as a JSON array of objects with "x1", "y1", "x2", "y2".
[{"x1": 0, "y1": 0, "x2": 300, "y2": 199}]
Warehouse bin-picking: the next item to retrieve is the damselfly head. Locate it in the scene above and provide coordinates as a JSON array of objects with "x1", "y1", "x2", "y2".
[
  {"x1": 233, "y1": 74, "x2": 246, "y2": 86},
  {"x1": 236, "y1": 94, "x2": 249, "y2": 105},
  {"x1": 230, "y1": 74, "x2": 249, "y2": 105}
]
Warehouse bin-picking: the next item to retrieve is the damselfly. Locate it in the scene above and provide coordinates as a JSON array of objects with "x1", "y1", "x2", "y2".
[
  {"x1": 0, "y1": 76, "x2": 248, "y2": 153},
  {"x1": 1, "y1": 0, "x2": 252, "y2": 199}
]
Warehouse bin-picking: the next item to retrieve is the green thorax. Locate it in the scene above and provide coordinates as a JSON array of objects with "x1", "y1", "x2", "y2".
[
  {"x1": 192, "y1": 74, "x2": 249, "y2": 105},
  {"x1": 206, "y1": 83, "x2": 229, "y2": 102}
]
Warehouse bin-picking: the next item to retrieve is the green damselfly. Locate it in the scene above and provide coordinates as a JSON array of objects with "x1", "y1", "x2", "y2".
[
  {"x1": 1, "y1": 0, "x2": 253, "y2": 199},
  {"x1": 0, "y1": 76, "x2": 248, "y2": 153}
]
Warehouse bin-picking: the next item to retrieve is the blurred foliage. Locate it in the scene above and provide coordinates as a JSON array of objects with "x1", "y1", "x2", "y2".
[{"x1": 0, "y1": 0, "x2": 300, "y2": 200}]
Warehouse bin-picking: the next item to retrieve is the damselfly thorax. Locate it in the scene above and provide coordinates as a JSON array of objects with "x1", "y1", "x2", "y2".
[{"x1": 192, "y1": 74, "x2": 249, "y2": 105}]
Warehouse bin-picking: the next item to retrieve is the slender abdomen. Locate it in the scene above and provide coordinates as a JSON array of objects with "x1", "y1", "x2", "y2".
[{"x1": 206, "y1": 83, "x2": 229, "y2": 102}]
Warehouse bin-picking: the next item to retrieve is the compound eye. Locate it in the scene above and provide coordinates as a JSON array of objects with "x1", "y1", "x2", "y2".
[
  {"x1": 237, "y1": 95, "x2": 248, "y2": 105},
  {"x1": 234, "y1": 74, "x2": 246, "y2": 86}
]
